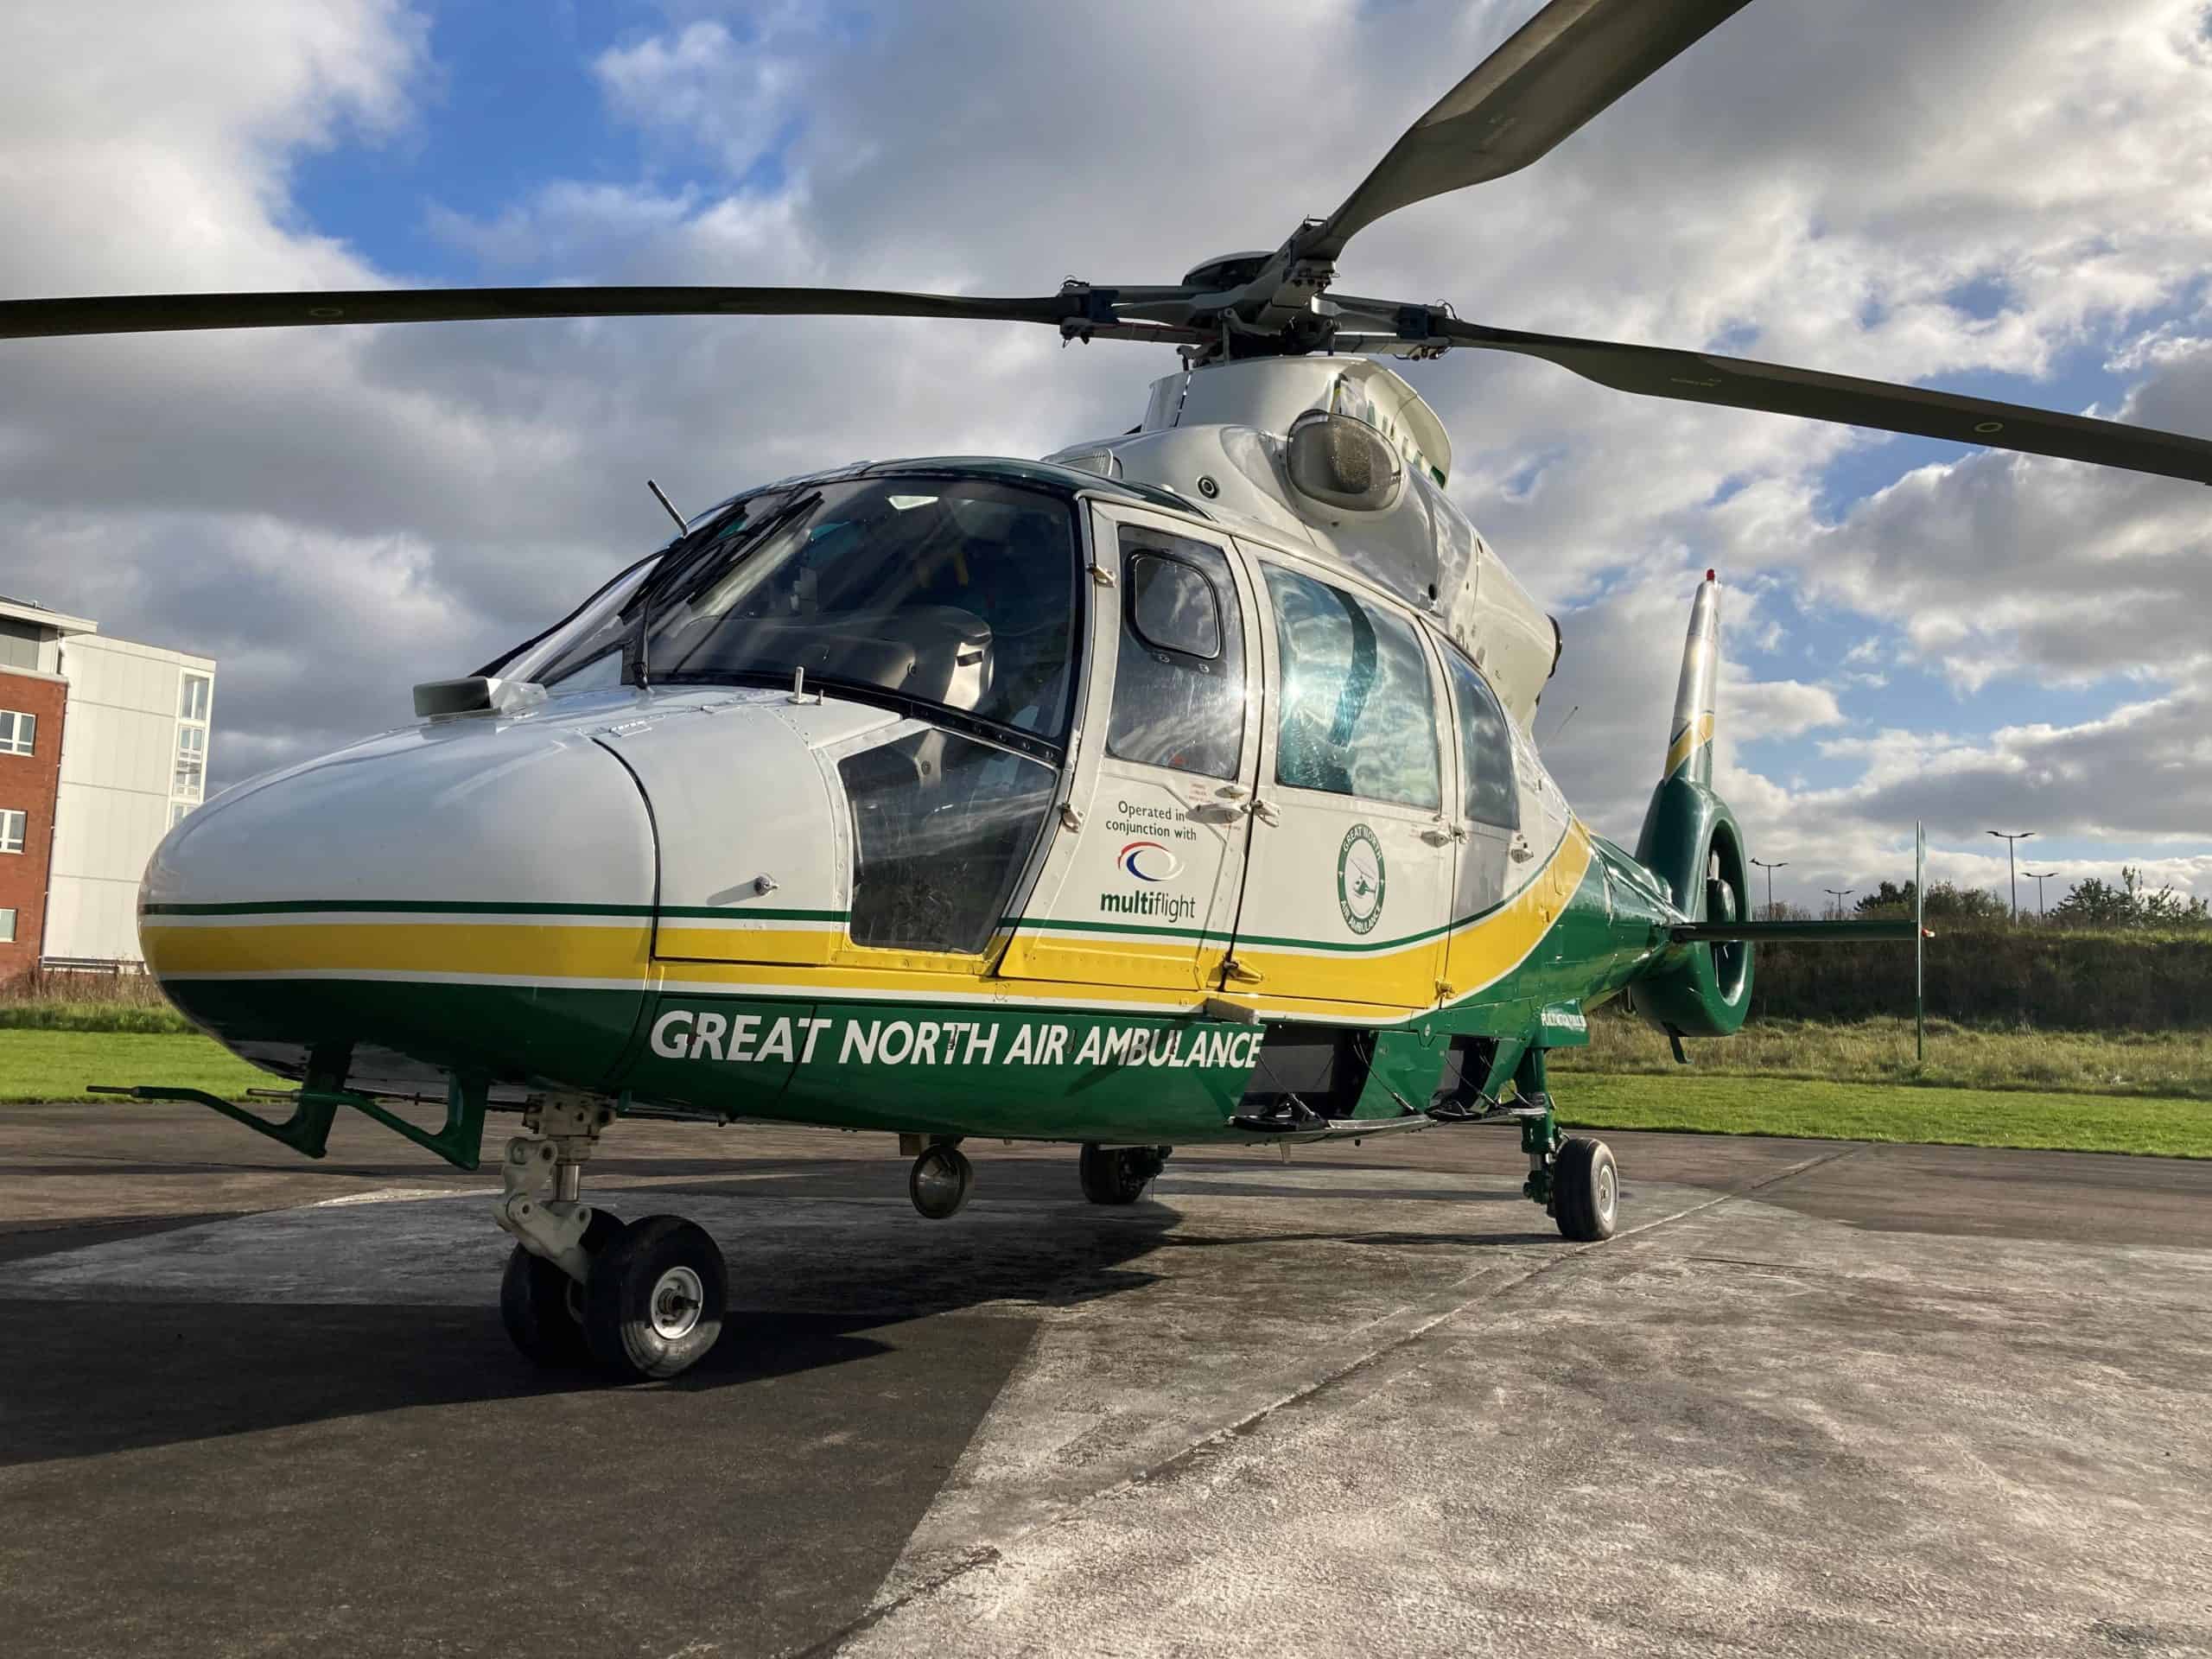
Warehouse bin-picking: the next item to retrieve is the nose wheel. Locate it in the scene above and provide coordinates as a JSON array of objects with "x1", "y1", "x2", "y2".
[
  {"x1": 493, "y1": 1096, "x2": 730, "y2": 1382},
  {"x1": 582, "y1": 1216, "x2": 728, "y2": 1380},
  {"x1": 499, "y1": 1207, "x2": 625, "y2": 1367}
]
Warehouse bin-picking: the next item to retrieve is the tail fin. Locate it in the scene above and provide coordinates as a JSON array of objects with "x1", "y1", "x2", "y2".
[
  {"x1": 1633, "y1": 573, "x2": 1754, "y2": 1037},
  {"x1": 1662, "y1": 569, "x2": 1720, "y2": 787}
]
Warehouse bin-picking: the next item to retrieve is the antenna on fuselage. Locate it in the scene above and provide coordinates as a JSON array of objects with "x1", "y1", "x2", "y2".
[{"x1": 646, "y1": 478, "x2": 690, "y2": 536}]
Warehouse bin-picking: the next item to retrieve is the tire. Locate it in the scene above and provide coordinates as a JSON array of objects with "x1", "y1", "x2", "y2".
[
  {"x1": 1554, "y1": 1137, "x2": 1618, "y2": 1243},
  {"x1": 909, "y1": 1145, "x2": 974, "y2": 1219},
  {"x1": 499, "y1": 1209, "x2": 625, "y2": 1368},
  {"x1": 1079, "y1": 1143, "x2": 1169, "y2": 1205},
  {"x1": 582, "y1": 1214, "x2": 728, "y2": 1381}
]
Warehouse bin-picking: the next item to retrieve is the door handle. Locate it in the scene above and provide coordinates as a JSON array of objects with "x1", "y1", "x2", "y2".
[
  {"x1": 1186, "y1": 802, "x2": 1247, "y2": 824},
  {"x1": 1510, "y1": 831, "x2": 1535, "y2": 862},
  {"x1": 1249, "y1": 798, "x2": 1281, "y2": 826},
  {"x1": 1420, "y1": 825, "x2": 1454, "y2": 847}
]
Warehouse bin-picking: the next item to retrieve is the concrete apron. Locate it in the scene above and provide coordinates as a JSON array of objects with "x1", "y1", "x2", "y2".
[{"x1": 7, "y1": 1143, "x2": 2212, "y2": 1656}]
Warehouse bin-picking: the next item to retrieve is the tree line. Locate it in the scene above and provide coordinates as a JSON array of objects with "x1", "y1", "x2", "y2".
[{"x1": 1762, "y1": 868, "x2": 2209, "y2": 931}]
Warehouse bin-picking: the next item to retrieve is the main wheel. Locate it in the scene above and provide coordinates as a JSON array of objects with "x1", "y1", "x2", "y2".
[
  {"x1": 1554, "y1": 1137, "x2": 1619, "y2": 1243},
  {"x1": 1079, "y1": 1143, "x2": 1169, "y2": 1205},
  {"x1": 499, "y1": 1208, "x2": 625, "y2": 1368},
  {"x1": 909, "y1": 1144, "x2": 974, "y2": 1219},
  {"x1": 582, "y1": 1214, "x2": 728, "y2": 1381}
]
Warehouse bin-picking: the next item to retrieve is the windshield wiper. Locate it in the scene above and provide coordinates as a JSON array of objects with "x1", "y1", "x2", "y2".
[
  {"x1": 654, "y1": 666, "x2": 1065, "y2": 764},
  {"x1": 631, "y1": 489, "x2": 823, "y2": 689}
]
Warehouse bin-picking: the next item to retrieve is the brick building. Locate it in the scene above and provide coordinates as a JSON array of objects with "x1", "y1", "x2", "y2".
[
  {"x1": 0, "y1": 596, "x2": 216, "y2": 977},
  {"x1": 0, "y1": 661, "x2": 68, "y2": 977}
]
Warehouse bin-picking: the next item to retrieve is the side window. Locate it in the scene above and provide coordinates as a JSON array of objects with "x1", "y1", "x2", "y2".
[
  {"x1": 1105, "y1": 528, "x2": 1246, "y2": 780},
  {"x1": 1263, "y1": 566, "x2": 1440, "y2": 809},
  {"x1": 1446, "y1": 652, "x2": 1519, "y2": 830},
  {"x1": 839, "y1": 730, "x2": 1057, "y2": 953}
]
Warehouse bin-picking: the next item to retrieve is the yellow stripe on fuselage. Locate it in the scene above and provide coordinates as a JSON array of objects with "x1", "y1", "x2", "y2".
[{"x1": 141, "y1": 824, "x2": 1595, "y2": 1023}]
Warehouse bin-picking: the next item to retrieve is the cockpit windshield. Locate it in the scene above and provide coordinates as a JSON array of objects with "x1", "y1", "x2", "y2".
[{"x1": 505, "y1": 476, "x2": 1082, "y2": 744}]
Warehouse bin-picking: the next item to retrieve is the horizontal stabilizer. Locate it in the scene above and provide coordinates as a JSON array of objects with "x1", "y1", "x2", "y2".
[{"x1": 1668, "y1": 918, "x2": 1928, "y2": 944}]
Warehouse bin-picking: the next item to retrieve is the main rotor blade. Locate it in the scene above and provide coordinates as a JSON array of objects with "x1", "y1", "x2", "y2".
[
  {"x1": 1302, "y1": 0, "x2": 1756, "y2": 264},
  {"x1": 1430, "y1": 316, "x2": 2212, "y2": 486},
  {"x1": 0, "y1": 284, "x2": 1200, "y2": 341}
]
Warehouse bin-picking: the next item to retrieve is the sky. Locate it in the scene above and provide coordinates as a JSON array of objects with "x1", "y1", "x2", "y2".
[{"x1": 2, "y1": 0, "x2": 2208, "y2": 917}]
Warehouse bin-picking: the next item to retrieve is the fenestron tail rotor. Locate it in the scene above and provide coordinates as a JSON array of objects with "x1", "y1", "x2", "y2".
[{"x1": 5, "y1": 0, "x2": 2209, "y2": 486}]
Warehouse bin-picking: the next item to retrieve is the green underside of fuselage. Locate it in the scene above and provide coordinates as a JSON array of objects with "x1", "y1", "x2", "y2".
[{"x1": 158, "y1": 845, "x2": 1698, "y2": 1147}]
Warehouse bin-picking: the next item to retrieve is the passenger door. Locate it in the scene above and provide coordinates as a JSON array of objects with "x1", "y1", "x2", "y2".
[
  {"x1": 1224, "y1": 556, "x2": 1455, "y2": 1013},
  {"x1": 1000, "y1": 506, "x2": 1262, "y2": 991},
  {"x1": 1437, "y1": 645, "x2": 1528, "y2": 1001}
]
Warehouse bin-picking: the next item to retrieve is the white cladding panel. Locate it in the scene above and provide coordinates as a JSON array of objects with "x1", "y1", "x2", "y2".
[{"x1": 46, "y1": 633, "x2": 216, "y2": 963}]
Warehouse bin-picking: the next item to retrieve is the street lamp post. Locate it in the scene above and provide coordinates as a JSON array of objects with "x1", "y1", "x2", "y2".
[
  {"x1": 1824, "y1": 887, "x2": 1855, "y2": 920},
  {"x1": 1750, "y1": 857, "x2": 1789, "y2": 918},
  {"x1": 1986, "y1": 830, "x2": 2035, "y2": 921},
  {"x1": 2024, "y1": 869, "x2": 2058, "y2": 919}
]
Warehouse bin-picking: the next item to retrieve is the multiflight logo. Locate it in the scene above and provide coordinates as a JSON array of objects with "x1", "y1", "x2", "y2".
[{"x1": 1099, "y1": 887, "x2": 1198, "y2": 924}]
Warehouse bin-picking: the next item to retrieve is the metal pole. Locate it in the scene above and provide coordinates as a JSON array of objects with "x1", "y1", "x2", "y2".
[
  {"x1": 1986, "y1": 830, "x2": 2034, "y2": 921},
  {"x1": 1751, "y1": 857, "x2": 1788, "y2": 918},
  {"x1": 2025, "y1": 870, "x2": 2058, "y2": 918},
  {"x1": 1915, "y1": 822, "x2": 1925, "y2": 1066},
  {"x1": 1824, "y1": 887, "x2": 1854, "y2": 920}
]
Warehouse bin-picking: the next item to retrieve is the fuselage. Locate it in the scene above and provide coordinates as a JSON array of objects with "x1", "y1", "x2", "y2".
[{"x1": 141, "y1": 454, "x2": 1694, "y2": 1143}]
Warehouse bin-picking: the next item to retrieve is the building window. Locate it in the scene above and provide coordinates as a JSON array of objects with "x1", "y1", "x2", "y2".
[
  {"x1": 170, "y1": 800, "x2": 192, "y2": 830},
  {"x1": 0, "y1": 710, "x2": 32, "y2": 755},
  {"x1": 0, "y1": 907, "x2": 13, "y2": 943},
  {"x1": 174, "y1": 725, "x2": 207, "y2": 799},
  {"x1": 0, "y1": 809, "x2": 24, "y2": 854},
  {"x1": 180, "y1": 672, "x2": 212, "y2": 723}
]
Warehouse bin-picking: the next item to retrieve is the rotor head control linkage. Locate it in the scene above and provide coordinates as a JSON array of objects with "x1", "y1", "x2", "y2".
[{"x1": 493, "y1": 1095, "x2": 616, "y2": 1283}]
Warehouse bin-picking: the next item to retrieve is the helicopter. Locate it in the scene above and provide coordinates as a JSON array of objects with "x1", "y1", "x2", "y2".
[{"x1": 10, "y1": 0, "x2": 2209, "y2": 1382}]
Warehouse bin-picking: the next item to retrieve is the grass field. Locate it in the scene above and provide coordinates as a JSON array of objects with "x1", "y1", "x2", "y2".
[
  {"x1": 0, "y1": 1030, "x2": 275, "y2": 1103},
  {"x1": 1551, "y1": 1015, "x2": 2212, "y2": 1099},
  {"x1": 1554, "y1": 1074, "x2": 2209, "y2": 1160},
  {"x1": 5, "y1": 1026, "x2": 2209, "y2": 1159}
]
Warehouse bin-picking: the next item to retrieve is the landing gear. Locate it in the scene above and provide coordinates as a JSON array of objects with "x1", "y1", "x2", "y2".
[
  {"x1": 1515, "y1": 1050, "x2": 1618, "y2": 1243},
  {"x1": 908, "y1": 1141, "x2": 974, "y2": 1219},
  {"x1": 1079, "y1": 1143, "x2": 1170, "y2": 1205},
  {"x1": 493, "y1": 1095, "x2": 730, "y2": 1382}
]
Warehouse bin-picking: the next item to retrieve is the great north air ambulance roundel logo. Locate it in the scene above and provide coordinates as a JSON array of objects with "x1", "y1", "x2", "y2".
[{"x1": 1337, "y1": 823, "x2": 1386, "y2": 935}]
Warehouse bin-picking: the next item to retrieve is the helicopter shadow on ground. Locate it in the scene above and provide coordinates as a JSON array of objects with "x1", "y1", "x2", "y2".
[
  {"x1": 0, "y1": 1149, "x2": 1578, "y2": 1464},
  {"x1": 0, "y1": 1160, "x2": 1178, "y2": 1465}
]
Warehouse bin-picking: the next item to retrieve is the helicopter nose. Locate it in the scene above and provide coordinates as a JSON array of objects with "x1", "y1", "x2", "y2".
[{"x1": 139, "y1": 718, "x2": 658, "y2": 1090}]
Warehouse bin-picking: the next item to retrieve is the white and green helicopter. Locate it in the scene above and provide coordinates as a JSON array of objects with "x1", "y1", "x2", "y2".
[{"x1": 10, "y1": 0, "x2": 2209, "y2": 1382}]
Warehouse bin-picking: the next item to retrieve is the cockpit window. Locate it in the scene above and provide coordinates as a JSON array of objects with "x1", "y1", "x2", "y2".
[
  {"x1": 625, "y1": 477, "x2": 1079, "y2": 742},
  {"x1": 481, "y1": 552, "x2": 662, "y2": 688}
]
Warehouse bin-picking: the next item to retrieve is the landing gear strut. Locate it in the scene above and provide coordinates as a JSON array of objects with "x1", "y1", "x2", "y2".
[
  {"x1": 494, "y1": 1095, "x2": 729, "y2": 1381},
  {"x1": 1079, "y1": 1142, "x2": 1170, "y2": 1205},
  {"x1": 1516, "y1": 1052, "x2": 1618, "y2": 1243}
]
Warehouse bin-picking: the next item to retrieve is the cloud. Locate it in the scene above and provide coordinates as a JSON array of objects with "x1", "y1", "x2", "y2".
[{"x1": 0, "y1": 0, "x2": 2207, "y2": 914}]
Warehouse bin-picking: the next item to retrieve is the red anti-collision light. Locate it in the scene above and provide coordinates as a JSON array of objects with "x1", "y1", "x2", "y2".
[{"x1": 1706, "y1": 569, "x2": 1716, "y2": 582}]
